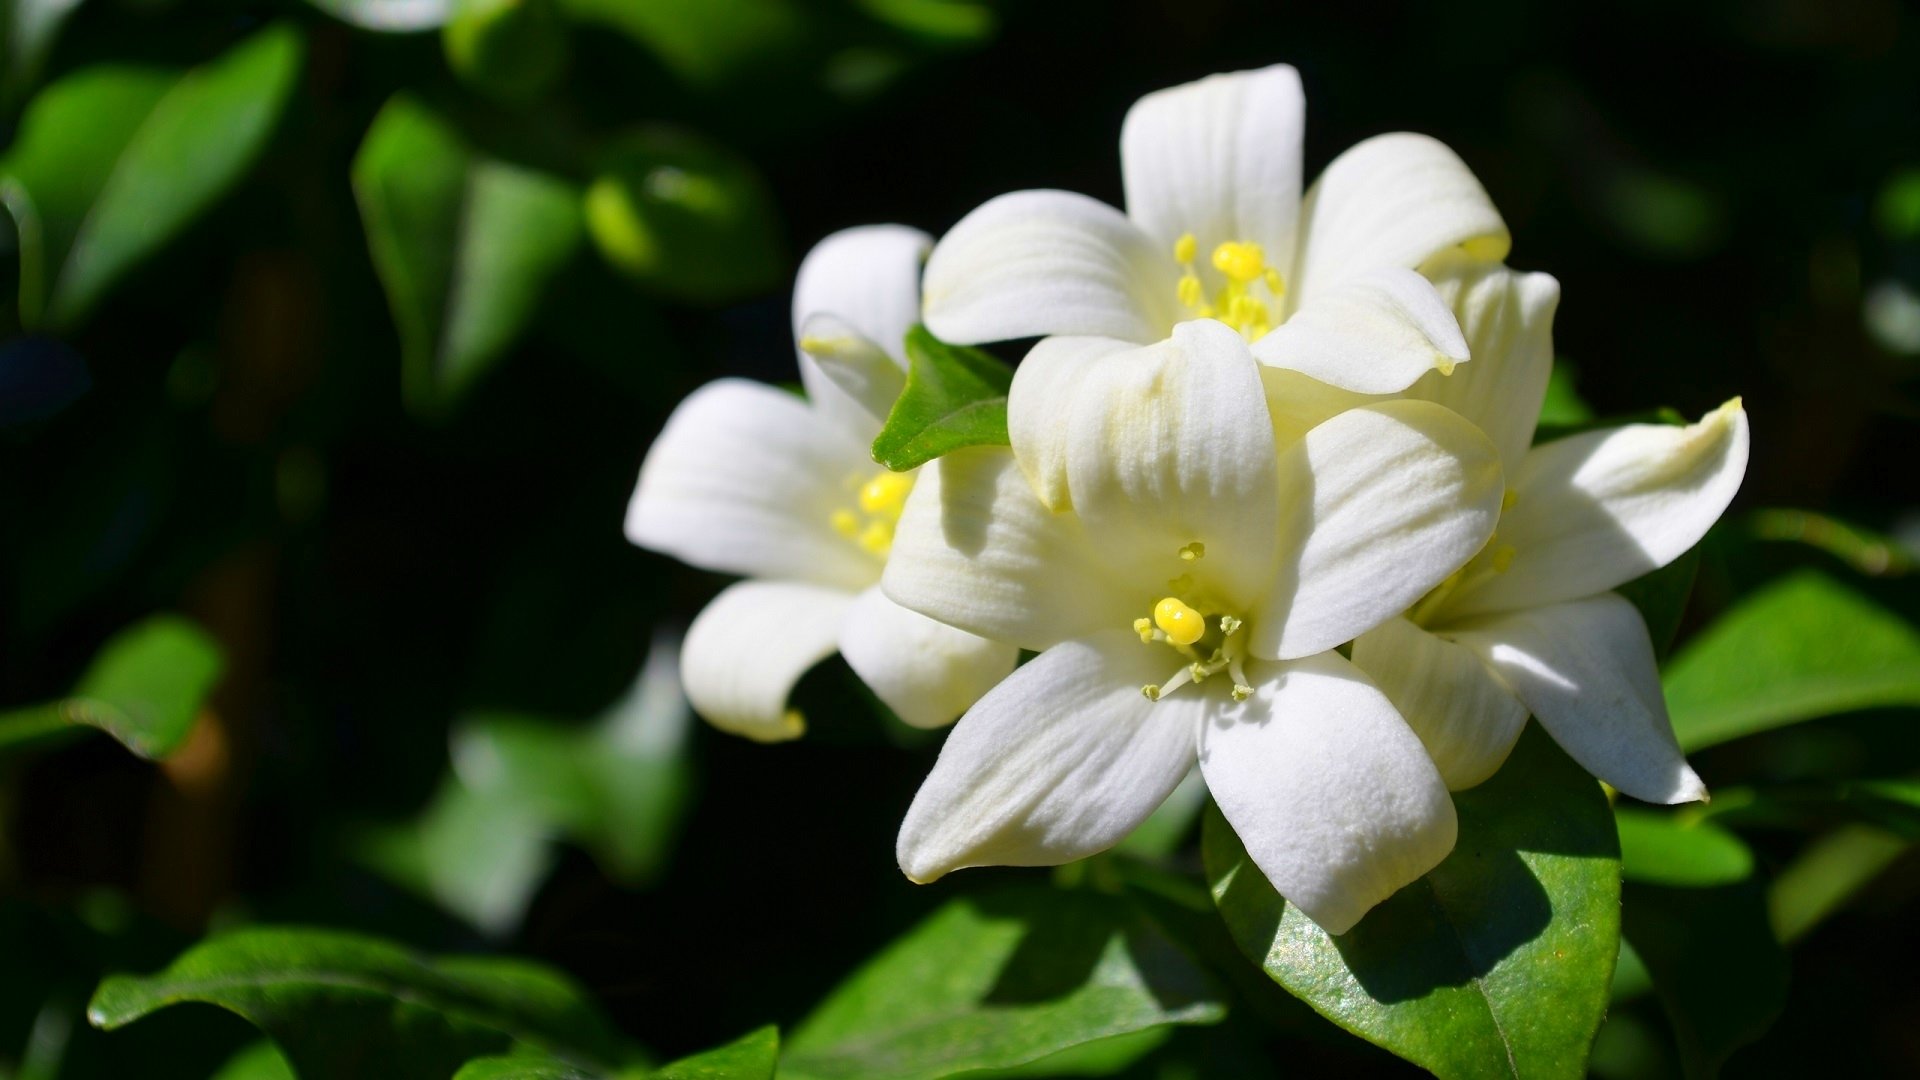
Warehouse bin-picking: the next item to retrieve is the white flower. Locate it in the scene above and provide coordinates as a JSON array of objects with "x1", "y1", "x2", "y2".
[
  {"x1": 920, "y1": 64, "x2": 1508, "y2": 400},
  {"x1": 625, "y1": 226, "x2": 1018, "y2": 741},
  {"x1": 1348, "y1": 254, "x2": 1750, "y2": 801},
  {"x1": 882, "y1": 319, "x2": 1506, "y2": 934}
]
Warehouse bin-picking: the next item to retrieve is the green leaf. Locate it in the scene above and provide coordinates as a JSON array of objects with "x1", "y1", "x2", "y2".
[
  {"x1": 0, "y1": 614, "x2": 224, "y2": 759},
  {"x1": 1203, "y1": 725, "x2": 1621, "y2": 1080},
  {"x1": 87, "y1": 926, "x2": 632, "y2": 1080},
  {"x1": 305, "y1": 0, "x2": 453, "y2": 30},
  {"x1": 0, "y1": 25, "x2": 305, "y2": 329},
  {"x1": 1614, "y1": 545, "x2": 1699, "y2": 660},
  {"x1": 870, "y1": 326, "x2": 1014, "y2": 471},
  {"x1": 1614, "y1": 808, "x2": 1753, "y2": 887},
  {"x1": 211, "y1": 1041, "x2": 297, "y2": 1080},
  {"x1": 779, "y1": 886, "x2": 1224, "y2": 1080},
  {"x1": 1662, "y1": 569, "x2": 1920, "y2": 751},
  {"x1": 1768, "y1": 824, "x2": 1908, "y2": 943},
  {"x1": 559, "y1": 0, "x2": 802, "y2": 88},
  {"x1": 353, "y1": 93, "x2": 583, "y2": 414},
  {"x1": 652, "y1": 1025, "x2": 777, "y2": 1079},
  {"x1": 1622, "y1": 876, "x2": 1787, "y2": 1077},
  {"x1": 1535, "y1": 359, "x2": 1593, "y2": 427},
  {"x1": 452, "y1": 1054, "x2": 609, "y2": 1079},
  {"x1": 443, "y1": 0, "x2": 569, "y2": 103}
]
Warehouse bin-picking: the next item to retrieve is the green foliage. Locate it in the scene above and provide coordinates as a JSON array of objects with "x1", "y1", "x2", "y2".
[
  {"x1": 1614, "y1": 808, "x2": 1753, "y2": 888},
  {"x1": 1203, "y1": 726, "x2": 1621, "y2": 1080},
  {"x1": 444, "y1": 0, "x2": 570, "y2": 103},
  {"x1": 870, "y1": 326, "x2": 1014, "y2": 471},
  {"x1": 779, "y1": 886, "x2": 1224, "y2": 1080},
  {"x1": 1768, "y1": 825, "x2": 1908, "y2": 943},
  {"x1": 0, "y1": 614, "x2": 223, "y2": 759},
  {"x1": 305, "y1": 0, "x2": 453, "y2": 30},
  {"x1": 1663, "y1": 569, "x2": 1920, "y2": 750},
  {"x1": 1615, "y1": 546, "x2": 1700, "y2": 659},
  {"x1": 88, "y1": 926, "x2": 636, "y2": 1080},
  {"x1": 651, "y1": 1025, "x2": 778, "y2": 1079},
  {"x1": 1621, "y1": 877, "x2": 1787, "y2": 1077},
  {"x1": 210, "y1": 1041, "x2": 297, "y2": 1080}
]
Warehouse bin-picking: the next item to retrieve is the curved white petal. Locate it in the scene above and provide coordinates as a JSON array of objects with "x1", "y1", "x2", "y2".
[
  {"x1": 1201, "y1": 650, "x2": 1457, "y2": 935},
  {"x1": 922, "y1": 190, "x2": 1181, "y2": 344},
  {"x1": 1251, "y1": 266, "x2": 1469, "y2": 394},
  {"x1": 1120, "y1": 64, "x2": 1305, "y2": 266},
  {"x1": 681, "y1": 580, "x2": 853, "y2": 742},
  {"x1": 1447, "y1": 399, "x2": 1750, "y2": 619},
  {"x1": 1065, "y1": 319, "x2": 1280, "y2": 611},
  {"x1": 840, "y1": 586, "x2": 1019, "y2": 730},
  {"x1": 626, "y1": 379, "x2": 880, "y2": 591},
  {"x1": 1403, "y1": 255, "x2": 1561, "y2": 477},
  {"x1": 897, "y1": 629, "x2": 1203, "y2": 881},
  {"x1": 1007, "y1": 335, "x2": 1137, "y2": 510},
  {"x1": 1254, "y1": 400, "x2": 1504, "y2": 660},
  {"x1": 882, "y1": 447, "x2": 1129, "y2": 652},
  {"x1": 1259, "y1": 366, "x2": 1371, "y2": 450},
  {"x1": 792, "y1": 225, "x2": 929, "y2": 437},
  {"x1": 1350, "y1": 616, "x2": 1529, "y2": 790},
  {"x1": 1293, "y1": 133, "x2": 1508, "y2": 305},
  {"x1": 1453, "y1": 593, "x2": 1705, "y2": 804},
  {"x1": 797, "y1": 312, "x2": 907, "y2": 430}
]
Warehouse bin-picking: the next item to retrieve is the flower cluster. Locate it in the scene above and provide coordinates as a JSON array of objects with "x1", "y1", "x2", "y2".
[{"x1": 626, "y1": 65, "x2": 1749, "y2": 934}]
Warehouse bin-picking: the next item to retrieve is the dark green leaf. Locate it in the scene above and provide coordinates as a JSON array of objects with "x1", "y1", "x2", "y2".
[
  {"x1": 652, "y1": 1025, "x2": 777, "y2": 1079},
  {"x1": 444, "y1": 0, "x2": 569, "y2": 103},
  {"x1": 1622, "y1": 876, "x2": 1787, "y2": 1077},
  {"x1": 1614, "y1": 546, "x2": 1699, "y2": 660},
  {"x1": 1535, "y1": 359, "x2": 1593, "y2": 427},
  {"x1": 1614, "y1": 808, "x2": 1753, "y2": 887},
  {"x1": 1203, "y1": 725, "x2": 1621, "y2": 1080},
  {"x1": 306, "y1": 0, "x2": 452, "y2": 30},
  {"x1": 453, "y1": 1054, "x2": 608, "y2": 1079},
  {"x1": 559, "y1": 0, "x2": 802, "y2": 88},
  {"x1": 0, "y1": 614, "x2": 223, "y2": 759},
  {"x1": 1746, "y1": 508, "x2": 1915, "y2": 577},
  {"x1": 870, "y1": 326, "x2": 1014, "y2": 471},
  {"x1": 211, "y1": 1041, "x2": 297, "y2": 1080},
  {"x1": 779, "y1": 886, "x2": 1224, "y2": 1080},
  {"x1": 1662, "y1": 569, "x2": 1920, "y2": 751},
  {"x1": 88, "y1": 926, "x2": 632, "y2": 1080},
  {"x1": 1768, "y1": 824, "x2": 1908, "y2": 943},
  {"x1": 353, "y1": 93, "x2": 583, "y2": 414}
]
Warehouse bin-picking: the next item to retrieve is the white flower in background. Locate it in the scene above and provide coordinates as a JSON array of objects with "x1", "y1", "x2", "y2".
[
  {"x1": 625, "y1": 226, "x2": 1017, "y2": 741},
  {"x1": 1348, "y1": 254, "x2": 1750, "y2": 801},
  {"x1": 921, "y1": 64, "x2": 1510, "y2": 414},
  {"x1": 882, "y1": 319, "x2": 1506, "y2": 934}
]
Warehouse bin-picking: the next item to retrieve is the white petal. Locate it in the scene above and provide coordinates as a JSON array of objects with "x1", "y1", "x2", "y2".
[
  {"x1": 1201, "y1": 651, "x2": 1457, "y2": 935},
  {"x1": 1064, "y1": 319, "x2": 1280, "y2": 610},
  {"x1": 1253, "y1": 400, "x2": 1504, "y2": 659},
  {"x1": 681, "y1": 580, "x2": 853, "y2": 742},
  {"x1": 792, "y1": 224, "x2": 929, "y2": 435},
  {"x1": 1259, "y1": 366, "x2": 1371, "y2": 450},
  {"x1": 1402, "y1": 255, "x2": 1561, "y2": 478},
  {"x1": 797, "y1": 312, "x2": 907, "y2": 429},
  {"x1": 1120, "y1": 64, "x2": 1305, "y2": 265},
  {"x1": 839, "y1": 587, "x2": 1019, "y2": 729},
  {"x1": 1350, "y1": 616, "x2": 1528, "y2": 790},
  {"x1": 1453, "y1": 593, "x2": 1705, "y2": 804},
  {"x1": 882, "y1": 447, "x2": 1129, "y2": 652},
  {"x1": 626, "y1": 379, "x2": 880, "y2": 591},
  {"x1": 1447, "y1": 399, "x2": 1750, "y2": 619},
  {"x1": 897, "y1": 629, "x2": 1202, "y2": 881},
  {"x1": 1293, "y1": 133, "x2": 1508, "y2": 305},
  {"x1": 921, "y1": 190, "x2": 1181, "y2": 344},
  {"x1": 1007, "y1": 335, "x2": 1137, "y2": 510},
  {"x1": 1251, "y1": 266, "x2": 1469, "y2": 394}
]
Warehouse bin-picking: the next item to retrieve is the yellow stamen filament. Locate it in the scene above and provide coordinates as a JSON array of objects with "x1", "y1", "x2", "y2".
[
  {"x1": 1168, "y1": 235, "x2": 1286, "y2": 340},
  {"x1": 833, "y1": 469, "x2": 915, "y2": 559},
  {"x1": 1153, "y1": 597, "x2": 1206, "y2": 646}
]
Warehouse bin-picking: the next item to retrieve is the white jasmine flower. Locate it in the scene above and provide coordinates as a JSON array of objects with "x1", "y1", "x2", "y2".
[
  {"x1": 625, "y1": 226, "x2": 1017, "y2": 741},
  {"x1": 883, "y1": 319, "x2": 1506, "y2": 934},
  {"x1": 1349, "y1": 255, "x2": 1750, "y2": 801},
  {"x1": 921, "y1": 64, "x2": 1508, "y2": 398}
]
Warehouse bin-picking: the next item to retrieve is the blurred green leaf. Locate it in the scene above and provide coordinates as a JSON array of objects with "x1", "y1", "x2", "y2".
[
  {"x1": 0, "y1": 614, "x2": 223, "y2": 759},
  {"x1": 452, "y1": 1054, "x2": 614, "y2": 1079},
  {"x1": 354, "y1": 93, "x2": 583, "y2": 414},
  {"x1": 88, "y1": 926, "x2": 634, "y2": 1080},
  {"x1": 1875, "y1": 168, "x2": 1920, "y2": 240},
  {"x1": 1768, "y1": 824, "x2": 1909, "y2": 943},
  {"x1": 1203, "y1": 725, "x2": 1621, "y2": 1080},
  {"x1": 780, "y1": 886, "x2": 1224, "y2": 1080},
  {"x1": 584, "y1": 128, "x2": 782, "y2": 302},
  {"x1": 1663, "y1": 569, "x2": 1920, "y2": 751},
  {"x1": 871, "y1": 326, "x2": 1013, "y2": 471},
  {"x1": 211, "y1": 1041, "x2": 297, "y2": 1080},
  {"x1": 652, "y1": 1025, "x2": 777, "y2": 1079},
  {"x1": 1615, "y1": 808, "x2": 1753, "y2": 887},
  {"x1": 1615, "y1": 546, "x2": 1699, "y2": 660},
  {"x1": 1609, "y1": 938, "x2": 1652, "y2": 1004},
  {"x1": 0, "y1": 24, "x2": 304, "y2": 330},
  {"x1": 306, "y1": 0, "x2": 452, "y2": 30},
  {"x1": 857, "y1": 0, "x2": 995, "y2": 44},
  {"x1": 560, "y1": 0, "x2": 802, "y2": 88},
  {"x1": 1746, "y1": 508, "x2": 1915, "y2": 577},
  {"x1": 1535, "y1": 359, "x2": 1593, "y2": 427},
  {"x1": 1623, "y1": 875, "x2": 1787, "y2": 1078},
  {"x1": 444, "y1": 0, "x2": 569, "y2": 103}
]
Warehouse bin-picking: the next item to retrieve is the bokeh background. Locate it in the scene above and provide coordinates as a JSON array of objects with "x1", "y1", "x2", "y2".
[{"x1": 3, "y1": 0, "x2": 1919, "y2": 1076}]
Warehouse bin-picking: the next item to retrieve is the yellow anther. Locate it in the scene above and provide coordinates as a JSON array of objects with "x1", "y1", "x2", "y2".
[
  {"x1": 1211, "y1": 241, "x2": 1266, "y2": 283},
  {"x1": 1176, "y1": 272, "x2": 1204, "y2": 309},
  {"x1": 1133, "y1": 616, "x2": 1156, "y2": 643},
  {"x1": 1231, "y1": 684, "x2": 1253, "y2": 702},
  {"x1": 1179, "y1": 541, "x2": 1205, "y2": 561},
  {"x1": 1218, "y1": 614, "x2": 1242, "y2": 636},
  {"x1": 1153, "y1": 597, "x2": 1206, "y2": 647},
  {"x1": 1173, "y1": 232, "x2": 1197, "y2": 265},
  {"x1": 1491, "y1": 545, "x2": 1517, "y2": 573},
  {"x1": 1141, "y1": 684, "x2": 1162, "y2": 701},
  {"x1": 857, "y1": 521, "x2": 894, "y2": 556},
  {"x1": 1502, "y1": 489, "x2": 1518, "y2": 512},
  {"x1": 1263, "y1": 268, "x2": 1285, "y2": 295},
  {"x1": 859, "y1": 471, "x2": 914, "y2": 516},
  {"x1": 831, "y1": 510, "x2": 861, "y2": 538}
]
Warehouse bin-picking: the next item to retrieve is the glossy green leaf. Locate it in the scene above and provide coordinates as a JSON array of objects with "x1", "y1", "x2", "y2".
[
  {"x1": 779, "y1": 886, "x2": 1224, "y2": 1080},
  {"x1": 444, "y1": 0, "x2": 569, "y2": 103},
  {"x1": 353, "y1": 94, "x2": 583, "y2": 414},
  {"x1": 560, "y1": 0, "x2": 801, "y2": 88},
  {"x1": 870, "y1": 326, "x2": 1014, "y2": 471},
  {"x1": 1622, "y1": 876, "x2": 1787, "y2": 1077},
  {"x1": 452, "y1": 1055, "x2": 608, "y2": 1079},
  {"x1": 1614, "y1": 808, "x2": 1753, "y2": 887},
  {"x1": 88, "y1": 926, "x2": 633, "y2": 1080},
  {"x1": 1768, "y1": 824, "x2": 1908, "y2": 943},
  {"x1": 653, "y1": 1025, "x2": 777, "y2": 1079},
  {"x1": 211, "y1": 1041, "x2": 297, "y2": 1080},
  {"x1": 0, "y1": 614, "x2": 223, "y2": 759},
  {"x1": 1535, "y1": 359, "x2": 1593, "y2": 427},
  {"x1": 305, "y1": 0, "x2": 452, "y2": 30},
  {"x1": 1663, "y1": 569, "x2": 1920, "y2": 750},
  {"x1": 1203, "y1": 725, "x2": 1621, "y2": 1080}
]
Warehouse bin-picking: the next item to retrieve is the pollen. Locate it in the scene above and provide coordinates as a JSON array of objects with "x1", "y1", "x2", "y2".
[
  {"x1": 831, "y1": 510, "x2": 860, "y2": 538},
  {"x1": 1153, "y1": 597, "x2": 1206, "y2": 646},
  {"x1": 859, "y1": 471, "x2": 914, "y2": 516},
  {"x1": 1178, "y1": 541, "x2": 1205, "y2": 561},
  {"x1": 1141, "y1": 684, "x2": 1162, "y2": 701},
  {"x1": 1173, "y1": 231, "x2": 1198, "y2": 265},
  {"x1": 1177, "y1": 272, "x2": 1204, "y2": 308},
  {"x1": 1133, "y1": 616, "x2": 1156, "y2": 643},
  {"x1": 1211, "y1": 241, "x2": 1266, "y2": 283}
]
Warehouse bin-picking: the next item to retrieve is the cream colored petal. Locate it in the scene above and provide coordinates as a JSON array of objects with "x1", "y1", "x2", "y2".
[
  {"x1": 1006, "y1": 335, "x2": 1137, "y2": 510},
  {"x1": 1251, "y1": 266, "x2": 1469, "y2": 394},
  {"x1": 839, "y1": 586, "x2": 1019, "y2": 730},
  {"x1": 681, "y1": 580, "x2": 852, "y2": 742},
  {"x1": 792, "y1": 224, "x2": 929, "y2": 436},
  {"x1": 1259, "y1": 366, "x2": 1371, "y2": 450},
  {"x1": 1201, "y1": 650, "x2": 1457, "y2": 935},
  {"x1": 1350, "y1": 616, "x2": 1529, "y2": 790},
  {"x1": 1446, "y1": 399, "x2": 1750, "y2": 619},
  {"x1": 797, "y1": 312, "x2": 907, "y2": 430},
  {"x1": 922, "y1": 189, "x2": 1182, "y2": 344}
]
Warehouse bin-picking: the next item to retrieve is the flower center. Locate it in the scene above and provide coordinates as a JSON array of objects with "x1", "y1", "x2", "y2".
[
  {"x1": 831, "y1": 469, "x2": 914, "y2": 558},
  {"x1": 1171, "y1": 232, "x2": 1287, "y2": 341},
  {"x1": 1128, "y1": 550, "x2": 1253, "y2": 702}
]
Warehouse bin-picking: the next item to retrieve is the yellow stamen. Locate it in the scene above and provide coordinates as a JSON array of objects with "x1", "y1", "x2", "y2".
[
  {"x1": 1264, "y1": 268, "x2": 1285, "y2": 295},
  {"x1": 1142, "y1": 684, "x2": 1162, "y2": 701},
  {"x1": 1177, "y1": 272, "x2": 1204, "y2": 309},
  {"x1": 1179, "y1": 541, "x2": 1205, "y2": 561},
  {"x1": 857, "y1": 520, "x2": 893, "y2": 556},
  {"x1": 859, "y1": 471, "x2": 914, "y2": 516},
  {"x1": 1153, "y1": 597, "x2": 1206, "y2": 646},
  {"x1": 1133, "y1": 616, "x2": 1156, "y2": 644},
  {"x1": 1218, "y1": 614, "x2": 1242, "y2": 636},
  {"x1": 831, "y1": 510, "x2": 860, "y2": 538},
  {"x1": 1211, "y1": 241, "x2": 1266, "y2": 283},
  {"x1": 1173, "y1": 232, "x2": 1197, "y2": 265}
]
